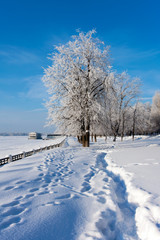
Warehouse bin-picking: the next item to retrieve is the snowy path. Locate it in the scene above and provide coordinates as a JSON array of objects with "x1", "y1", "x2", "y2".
[{"x1": 0, "y1": 137, "x2": 160, "y2": 239}]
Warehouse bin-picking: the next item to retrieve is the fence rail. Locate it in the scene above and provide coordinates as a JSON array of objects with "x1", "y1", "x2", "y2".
[{"x1": 0, "y1": 139, "x2": 65, "y2": 167}]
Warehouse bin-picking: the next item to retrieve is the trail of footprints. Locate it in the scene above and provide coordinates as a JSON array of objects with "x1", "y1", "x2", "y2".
[
  {"x1": 0, "y1": 182, "x2": 32, "y2": 232},
  {"x1": 80, "y1": 153, "x2": 138, "y2": 239},
  {"x1": 0, "y1": 148, "x2": 138, "y2": 238},
  {"x1": 0, "y1": 150, "x2": 78, "y2": 232}
]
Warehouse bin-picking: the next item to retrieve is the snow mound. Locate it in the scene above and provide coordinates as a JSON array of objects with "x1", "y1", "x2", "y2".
[
  {"x1": 105, "y1": 151, "x2": 160, "y2": 240},
  {"x1": 148, "y1": 144, "x2": 159, "y2": 147}
]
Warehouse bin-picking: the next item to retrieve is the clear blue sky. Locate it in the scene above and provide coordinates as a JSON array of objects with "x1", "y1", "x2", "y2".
[{"x1": 0, "y1": 0, "x2": 160, "y2": 133}]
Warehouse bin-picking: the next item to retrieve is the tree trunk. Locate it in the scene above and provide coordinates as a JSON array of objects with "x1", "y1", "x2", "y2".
[
  {"x1": 113, "y1": 134, "x2": 117, "y2": 142},
  {"x1": 85, "y1": 124, "x2": 90, "y2": 147},
  {"x1": 121, "y1": 115, "x2": 125, "y2": 141},
  {"x1": 132, "y1": 109, "x2": 136, "y2": 141},
  {"x1": 82, "y1": 134, "x2": 86, "y2": 147},
  {"x1": 121, "y1": 121, "x2": 124, "y2": 141},
  {"x1": 94, "y1": 134, "x2": 97, "y2": 142},
  {"x1": 132, "y1": 128, "x2": 135, "y2": 141}
]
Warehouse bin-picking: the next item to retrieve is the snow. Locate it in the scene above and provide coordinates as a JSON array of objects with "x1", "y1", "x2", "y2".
[
  {"x1": 0, "y1": 136, "x2": 65, "y2": 158},
  {"x1": 0, "y1": 135, "x2": 160, "y2": 240},
  {"x1": 106, "y1": 135, "x2": 160, "y2": 240}
]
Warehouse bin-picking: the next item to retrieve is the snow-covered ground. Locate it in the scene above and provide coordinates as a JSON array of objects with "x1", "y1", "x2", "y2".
[
  {"x1": 0, "y1": 136, "x2": 65, "y2": 158},
  {"x1": 0, "y1": 136, "x2": 160, "y2": 240}
]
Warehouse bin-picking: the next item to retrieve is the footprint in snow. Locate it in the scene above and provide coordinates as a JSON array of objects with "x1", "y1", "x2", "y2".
[
  {"x1": 94, "y1": 191, "x2": 106, "y2": 196},
  {"x1": 24, "y1": 193, "x2": 34, "y2": 199},
  {"x1": 97, "y1": 196, "x2": 106, "y2": 204},
  {"x1": 44, "y1": 177, "x2": 52, "y2": 184},
  {"x1": 4, "y1": 186, "x2": 15, "y2": 191},
  {"x1": 41, "y1": 183, "x2": 48, "y2": 188},
  {"x1": 83, "y1": 163, "x2": 88, "y2": 166},
  {"x1": 38, "y1": 173, "x2": 44, "y2": 177},
  {"x1": 16, "y1": 180, "x2": 26, "y2": 185},
  {"x1": 29, "y1": 187, "x2": 39, "y2": 193},
  {"x1": 1, "y1": 206, "x2": 25, "y2": 217},
  {"x1": 38, "y1": 192, "x2": 48, "y2": 196},
  {"x1": 103, "y1": 177, "x2": 108, "y2": 183},
  {"x1": 96, "y1": 209, "x2": 116, "y2": 237},
  {"x1": 1, "y1": 200, "x2": 20, "y2": 208},
  {"x1": 15, "y1": 196, "x2": 23, "y2": 200},
  {"x1": 81, "y1": 182, "x2": 91, "y2": 193},
  {"x1": 0, "y1": 216, "x2": 21, "y2": 231},
  {"x1": 51, "y1": 172, "x2": 56, "y2": 177},
  {"x1": 84, "y1": 171, "x2": 95, "y2": 182},
  {"x1": 0, "y1": 197, "x2": 32, "y2": 232}
]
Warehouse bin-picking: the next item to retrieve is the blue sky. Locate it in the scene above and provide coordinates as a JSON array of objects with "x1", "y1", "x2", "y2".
[{"x1": 0, "y1": 0, "x2": 160, "y2": 133}]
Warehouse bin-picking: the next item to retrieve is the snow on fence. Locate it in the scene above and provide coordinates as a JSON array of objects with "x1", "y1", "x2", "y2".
[{"x1": 0, "y1": 139, "x2": 65, "y2": 166}]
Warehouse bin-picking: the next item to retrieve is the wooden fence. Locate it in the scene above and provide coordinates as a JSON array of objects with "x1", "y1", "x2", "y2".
[{"x1": 0, "y1": 139, "x2": 65, "y2": 167}]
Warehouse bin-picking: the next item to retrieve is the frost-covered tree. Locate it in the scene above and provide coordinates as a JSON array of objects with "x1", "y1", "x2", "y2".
[
  {"x1": 151, "y1": 91, "x2": 160, "y2": 133},
  {"x1": 102, "y1": 72, "x2": 140, "y2": 141},
  {"x1": 42, "y1": 30, "x2": 111, "y2": 147},
  {"x1": 118, "y1": 72, "x2": 140, "y2": 141},
  {"x1": 130, "y1": 102, "x2": 151, "y2": 140}
]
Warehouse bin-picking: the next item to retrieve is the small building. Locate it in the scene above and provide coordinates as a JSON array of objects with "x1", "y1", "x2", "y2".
[{"x1": 28, "y1": 132, "x2": 42, "y2": 139}]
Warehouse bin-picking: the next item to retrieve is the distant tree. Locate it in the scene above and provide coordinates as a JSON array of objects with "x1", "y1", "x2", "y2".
[
  {"x1": 42, "y1": 30, "x2": 111, "y2": 147},
  {"x1": 151, "y1": 91, "x2": 160, "y2": 133},
  {"x1": 141, "y1": 102, "x2": 152, "y2": 135},
  {"x1": 130, "y1": 102, "x2": 151, "y2": 140},
  {"x1": 103, "y1": 72, "x2": 140, "y2": 141}
]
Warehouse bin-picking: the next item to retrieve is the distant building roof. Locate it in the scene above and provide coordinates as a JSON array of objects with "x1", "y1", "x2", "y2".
[{"x1": 29, "y1": 132, "x2": 42, "y2": 139}]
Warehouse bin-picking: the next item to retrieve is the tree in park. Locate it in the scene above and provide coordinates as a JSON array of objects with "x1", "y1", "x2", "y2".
[
  {"x1": 131, "y1": 102, "x2": 151, "y2": 140},
  {"x1": 151, "y1": 91, "x2": 160, "y2": 133},
  {"x1": 102, "y1": 72, "x2": 140, "y2": 141},
  {"x1": 42, "y1": 30, "x2": 111, "y2": 147}
]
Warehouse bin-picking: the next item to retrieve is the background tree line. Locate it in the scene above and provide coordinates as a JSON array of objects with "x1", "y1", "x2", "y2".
[{"x1": 42, "y1": 30, "x2": 160, "y2": 147}]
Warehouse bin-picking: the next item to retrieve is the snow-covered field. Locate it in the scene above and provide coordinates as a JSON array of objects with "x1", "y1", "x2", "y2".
[
  {"x1": 0, "y1": 136, "x2": 65, "y2": 158},
  {"x1": 0, "y1": 135, "x2": 160, "y2": 240}
]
